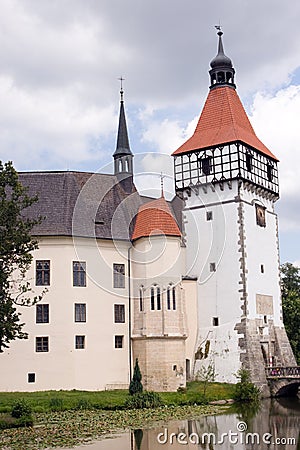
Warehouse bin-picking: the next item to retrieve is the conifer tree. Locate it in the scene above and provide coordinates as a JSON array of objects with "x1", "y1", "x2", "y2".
[
  {"x1": 129, "y1": 358, "x2": 143, "y2": 395},
  {"x1": 0, "y1": 161, "x2": 43, "y2": 352}
]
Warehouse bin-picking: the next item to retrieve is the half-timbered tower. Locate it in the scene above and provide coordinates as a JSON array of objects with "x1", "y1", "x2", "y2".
[{"x1": 172, "y1": 30, "x2": 295, "y2": 393}]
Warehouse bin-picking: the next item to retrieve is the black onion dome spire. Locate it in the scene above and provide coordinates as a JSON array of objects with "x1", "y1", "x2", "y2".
[{"x1": 209, "y1": 29, "x2": 236, "y2": 90}]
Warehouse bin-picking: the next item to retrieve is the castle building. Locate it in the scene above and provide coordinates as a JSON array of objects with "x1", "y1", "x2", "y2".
[{"x1": 1, "y1": 31, "x2": 296, "y2": 394}]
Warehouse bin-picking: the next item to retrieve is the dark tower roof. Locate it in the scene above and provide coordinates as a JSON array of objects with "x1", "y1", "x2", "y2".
[
  {"x1": 209, "y1": 30, "x2": 236, "y2": 90},
  {"x1": 113, "y1": 88, "x2": 133, "y2": 158}
]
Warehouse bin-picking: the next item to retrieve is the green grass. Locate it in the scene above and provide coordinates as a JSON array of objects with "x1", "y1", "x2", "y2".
[{"x1": 0, "y1": 382, "x2": 235, "y2": 413}]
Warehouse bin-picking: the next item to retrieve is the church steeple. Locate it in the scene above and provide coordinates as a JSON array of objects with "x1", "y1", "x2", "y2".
[
  {"x1": 113, "y1": 80, "x2": 133, "y2": 177},
  {"x1": 209, "y1": 29, "x2": 236, "y2": 90}
]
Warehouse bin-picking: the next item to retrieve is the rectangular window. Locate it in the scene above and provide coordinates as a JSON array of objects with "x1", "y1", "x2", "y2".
[
  {"x1": 212, "y1": 317, "x2": 219, "y2": 327},
  {"x1": 74, "y1": 303, "x2": 86, "y2": 322},
  {"x1": 202, "y1": 157, "x2": 212, "y2": 176},
  {"x1": 267, "y1": 164, "x2": 273, "y2": 182},
  {"x1": 36, "y1": 260, "x2": 50, "y2": 286},
  {"x1": 246, "y1": 153, "x2": 252, "y2": 172},
  {"x1": 206, "y1": 211, "x2": 213, "y2": 221},
  {"x1": 28, "y1": 373, "x2": 35, "y2": 383},
  {"x1": 36, "y1": 304, "x2": 49, "y2": 323},
  {"x1": 210, "y1": 262, "x2": 216, "y2": 272},
  {"x1": 115, "y1": 335, "x2": 124, "y2": 348},
  {"x1": 113, "y1": 264, "x2": 125, "y2": 288},
  {"x1": 75, "y1": 335, "x2": 85, "y2": 349},
  {"x1": 261, "y1": 264, "x2": 264, "y2": 274},
  {"x1": 114, "y1": 304, "x2": 125, "y2": 323},
  {"x1": 35, "y1": 336, "x2": 49, "y2": 352},
  {"x1": 73, "y1": 261, "x2": 86, "y2": 287}
]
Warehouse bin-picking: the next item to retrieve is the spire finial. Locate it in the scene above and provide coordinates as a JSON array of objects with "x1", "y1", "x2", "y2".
[
  {"x1": 215, "y1": 24, "x2": 222, "y2": 36},
  {"x1": 118, "y1": 76, "x2": 125, "y2": 101},
  {"x1": 160, "y1": 172, "x2": 165, "y2": 197}
]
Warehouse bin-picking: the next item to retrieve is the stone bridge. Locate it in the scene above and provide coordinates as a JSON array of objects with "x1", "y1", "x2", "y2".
[{"x1": 266, "y1": 366, "x2": 300, "y2": 397}]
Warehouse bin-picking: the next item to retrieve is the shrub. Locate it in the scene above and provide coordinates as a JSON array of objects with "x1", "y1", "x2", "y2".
[
  {"x1": 49, "y1": 397, "x2": 64, "y2": 411},
  {"x1": 11, "y1": 399, "x2": 32, "y2": 418},
  {"x1": 125, "y1": 391, "x2": 162, "y2": 409},
  {"x1": 16, "y1": 414, "x2": 34, "y2": 427},
  {"x1": 129, "y1": 359, "x2": 143, "y2": 395},
  {"x1": 233, "y1": 369, "x2": 260, "y2": 402},
  {"x1": 75, "y1": 398, "x2": 91, "y2": 410}
]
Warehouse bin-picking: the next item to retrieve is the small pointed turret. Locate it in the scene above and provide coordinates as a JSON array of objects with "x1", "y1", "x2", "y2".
[
  {"x1": 209, "y1": 29, "x2": 236, "y2": 90},
  {"x1": 113, "y1": 81, "x2": 133, "y2": 177}
]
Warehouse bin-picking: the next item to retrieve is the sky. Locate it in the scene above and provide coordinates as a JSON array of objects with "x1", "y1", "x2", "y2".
[{"x1": 0, "y1": 0, "x2": 300, "y2": 264}]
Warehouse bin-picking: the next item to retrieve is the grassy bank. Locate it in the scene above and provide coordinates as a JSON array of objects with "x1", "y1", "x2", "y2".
[{"x1": 0, "y1": 381, "x2": 235, "y2": 413}]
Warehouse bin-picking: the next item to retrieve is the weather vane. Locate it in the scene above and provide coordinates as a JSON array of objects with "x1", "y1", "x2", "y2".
[{"x1": 215, "y1": 22, "x2": 223, "y2": 35}]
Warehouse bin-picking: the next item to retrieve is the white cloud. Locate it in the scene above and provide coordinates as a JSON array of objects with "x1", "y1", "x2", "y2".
[
  {"x1": 249, "y1": 85, "x2": 300, "y2": 230},
  {"x1": 141, "y1": 116, "x2": 198, "y2": 154},
  {"x1": 0, "y1": 75, "x2": 117, "y2": 170}
]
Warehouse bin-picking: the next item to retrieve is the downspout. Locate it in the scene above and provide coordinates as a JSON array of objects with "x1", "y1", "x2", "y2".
[{"x1": 128, "y1": 245, "x2": 132, "y2": 382}]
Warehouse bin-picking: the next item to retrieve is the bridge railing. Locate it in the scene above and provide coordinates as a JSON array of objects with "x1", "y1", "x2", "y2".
[{"x1": 265, "y1": 366, "x2": 300, "y2": 378}]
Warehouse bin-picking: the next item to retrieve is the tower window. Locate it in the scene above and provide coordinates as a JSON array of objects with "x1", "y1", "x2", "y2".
[
  {"x1": 213, "y1": 317, "x2": 219, "y2": 326},
  {"x1": 157, "y1": 287, "x2": 161, "y2": 310},
  {"x1": 261, "y1": 264, "x2": 264, "y2": 274},
  {"x1": 150, "y1": 287, "x2": 155, "y2": 310},
  {"x1": 139, "y1": 287, "x2": 144, "y2": 312},
  {"x1": 113, "y1": 263, "x2": 125, "y2": 288},
  {"x1": 210, "y1": 262, "x2": 216, "y2": 272},
  {"x1": 267, "y1": 164, "x2": 273, "y2": 182},
  {"x1": 73, "y1": 261, "x2": 86, "y2": 287},
  {"x1": 36, "y1": 260, "x2": 50, "y2": 286},
  {"x1": 206, "y1": 211, "x2": 213, "y2": 221},
  {"x1": 246, "y1": 153, "x2": 252, "y2": 172},
  {"x1": 167, "y1": 285, "x2": 176, "y2": 310},
  {"x1": 202, "y1": 157, "x2": 212, "y2": 176},
  {"x1": 114, "y1": 304, "x2": 125, "y2": 323},
  {"x1": 150, "y1": 285, "x2": 161, "y2": 310}
]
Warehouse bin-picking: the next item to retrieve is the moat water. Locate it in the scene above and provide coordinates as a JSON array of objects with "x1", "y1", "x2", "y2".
[{"x1": 59, "y1": 396, "x2": 300, "y2": 450}]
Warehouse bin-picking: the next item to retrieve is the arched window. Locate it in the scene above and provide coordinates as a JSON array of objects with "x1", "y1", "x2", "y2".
[
  {"x1": 156, "y1": 287, "x2": 161, "y2": 310},
  {"x1": 150, "y1": 285, "x2": 161, "y2": 310},
  {"x1": 139, "y1": 287, "x2": 144, "y2": 312},
  {"x1": 172, "y1": 286, "x2": 176, "y2": 310},
  {"x1": 150, "y1": 287, "x2": 155, "y2": 310},
  {"x1": 167, "y1": 286, "x2": 171, "y2": 310},
  {"x1": 167, "y1": 284, "x2": 176, "y2": 310}
]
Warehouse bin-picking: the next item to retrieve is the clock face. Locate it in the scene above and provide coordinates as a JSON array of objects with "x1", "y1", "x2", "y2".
[{"x1": 256, "y1": 204, "x2": 266, "y2": 227}]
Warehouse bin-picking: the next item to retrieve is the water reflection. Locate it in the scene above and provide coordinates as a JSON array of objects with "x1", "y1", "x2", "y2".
[{"x1": 60, "y1": 397, "x2": 300, "y2": 450}]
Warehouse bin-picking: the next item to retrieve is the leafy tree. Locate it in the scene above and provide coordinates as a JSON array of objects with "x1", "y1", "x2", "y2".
[
  {"x1": 233, "y1": 369, "x2": 260, "y2": 402},
  {"x1": 129, "y1": 358, "x2": 143, "y2": 395},
  {"x1": 0, "y1": 161, "x2": 43, "y2": 352},
  {"x1": 195, "y1": 362, "x2": 217, "y2": 396},
  {"x1": 280, "y1": 262, "x2": 300, "y2": 364}
]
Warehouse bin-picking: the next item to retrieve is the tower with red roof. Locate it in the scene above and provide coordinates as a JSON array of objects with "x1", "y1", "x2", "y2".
[{"x1": 172, "y1": 30, "x2": 295, "y2": 394}]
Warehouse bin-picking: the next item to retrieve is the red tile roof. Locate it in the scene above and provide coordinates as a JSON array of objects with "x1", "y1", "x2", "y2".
[
  {"x1": 132, "y1": 196, "x2": 181, "y2": 241},
  {"x1": 172, "y1": 86, "x2": 278, "y2": 161}
]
